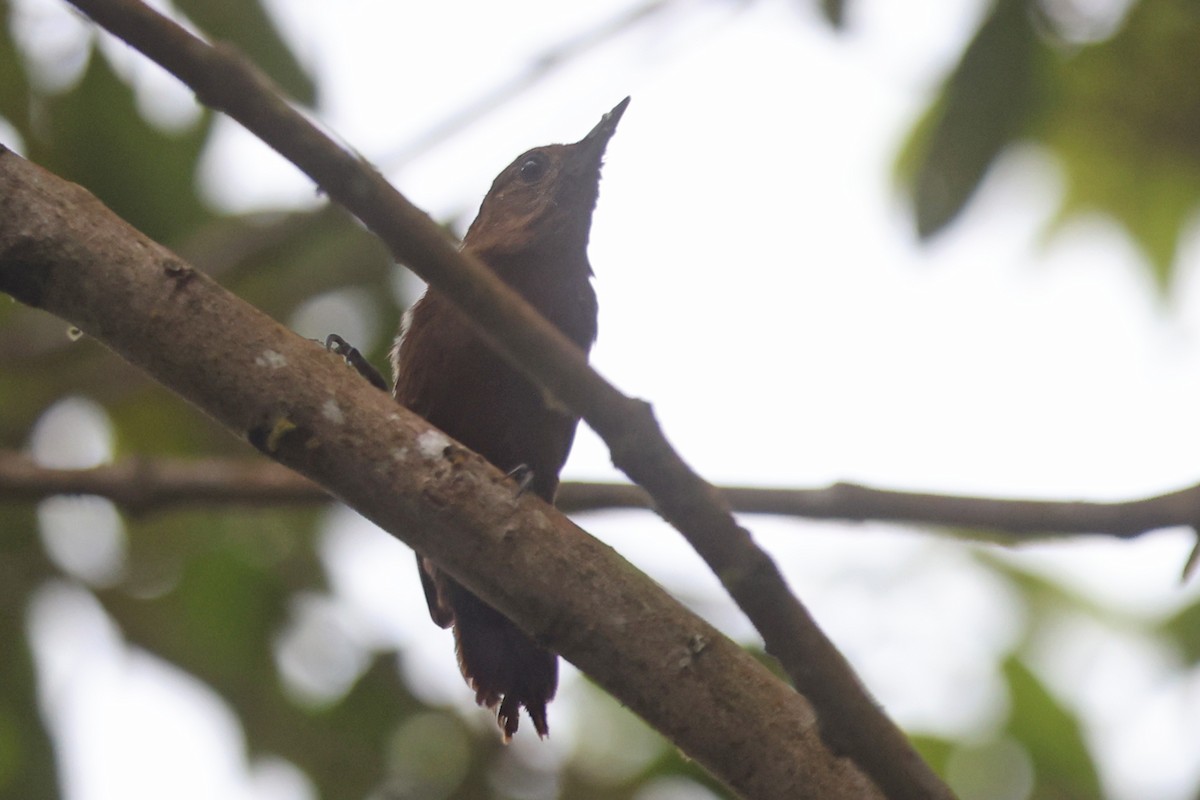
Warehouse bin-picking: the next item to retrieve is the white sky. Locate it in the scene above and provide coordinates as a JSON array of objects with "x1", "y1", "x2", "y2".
[{"x1": 15, "y1": 0, "x2": 1200, "y2": 798}]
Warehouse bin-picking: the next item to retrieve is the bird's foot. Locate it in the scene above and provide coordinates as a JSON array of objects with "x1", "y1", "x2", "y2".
[{"x1": 326, "y1": 334, "x2": 388, "y2": 391}]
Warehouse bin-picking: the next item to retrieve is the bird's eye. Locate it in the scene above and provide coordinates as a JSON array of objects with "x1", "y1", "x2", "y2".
[{"x1": 518, "y1": 155, "x2": 547, "y2": 183}]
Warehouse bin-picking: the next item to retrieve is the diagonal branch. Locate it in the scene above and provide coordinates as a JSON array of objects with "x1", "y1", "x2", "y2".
[
  {"x1": 5, "y1": 449, "x2": 1200, "y2": 543},
  {"x1": 54, "y1": 2, "x2": 950, "y2": 796}
]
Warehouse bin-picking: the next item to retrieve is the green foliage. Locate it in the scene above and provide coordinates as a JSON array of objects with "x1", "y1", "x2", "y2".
[
  {"x1": 97, "y1": 508, "x2": 436, "y2": 800},
  {"x1": 1003, "y1": 657, "x2": 1102, "y2": 799},
  {"x1": 1036, "y1": 0, "x2": 1200, "y2": 289},
  {"x1": 972, "y1": 551, "x2": 1200, "y2": 798},
  {"x1": 1161, "y1": 596, "x2": 1200, "y2": 667},
  {"x1": 0, "y1": 2, "x2": 31, "y2": 136},
  {"x1": 897, "y1": 0, "x2": 1037, "y2": 239},
  {"x1": 27, "y1": 52, "x2": 212, "y2": 245},
  {"x1": 819, "y1": 0, "x2": 846, "y2": 28},
  {"x1": 899, "y1": 0, "x2": 1200, "y2": 291},
  {"x1": 0, "y1": 507, "x2": 57, "y2": 800},
  {"x1": 909, "y1": 734, "x2": 956, "y2": 780}
]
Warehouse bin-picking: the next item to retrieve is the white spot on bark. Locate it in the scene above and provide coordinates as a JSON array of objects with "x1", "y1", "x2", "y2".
[
  {"x1": 255, "y1": 350, "x2": 288, "y2": 368},
  {"x1": 322, "y1": 399, "x2": 345, "y2": 424},
  {"x1": 391, "y1": 447, "x2": 409, "y2": 462},
  {"x1": 416, "y1": 429, "x2": 451, "y2": 459}
]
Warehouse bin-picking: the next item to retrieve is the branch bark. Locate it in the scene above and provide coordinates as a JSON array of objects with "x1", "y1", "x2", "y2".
[
  {"x1": 39, "y1": 2, "x2": 951, "y2": 796},
  {"x1": 5, "y1": 450, "x2": 1200, "y2": 543},
  {"x1": 0, "y1": 147, "x2": 880, "y2": 800}
]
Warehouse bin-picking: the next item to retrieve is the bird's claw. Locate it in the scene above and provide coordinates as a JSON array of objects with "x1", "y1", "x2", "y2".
[
  {"x1": 506, "y1": 464, "x2": 535, "y2": 496},
  {"x1": 326, "y1": 334, "x2": 389, "y2": 391}
]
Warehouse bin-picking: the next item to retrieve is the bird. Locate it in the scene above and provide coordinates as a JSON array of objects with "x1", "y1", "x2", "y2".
[{"x1": 390, "y1": 97, "x2": 628, "y2": 740}]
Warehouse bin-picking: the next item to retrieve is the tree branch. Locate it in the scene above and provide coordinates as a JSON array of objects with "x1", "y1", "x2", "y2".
[
  {"x1": 47, "y1": 2, "x2": 951, "y2": 796},
  {"x1": 0, "y1": 452, "x2": 328, "y2": 513},
  {"x1": 5, "y1": 449, "x2": 1200, "y2": 543},
  {"x1": 0, "y1": 147, "x2": 880, "y2": 800}
]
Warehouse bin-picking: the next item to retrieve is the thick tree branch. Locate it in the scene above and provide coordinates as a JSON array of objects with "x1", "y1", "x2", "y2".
[
  {"x1": 5, "y1": 449, "x2": 1200, "y2": 543},
  {"x1": 0, "y1": 148, "x2": 880, "y2": 800},
  {"x1": 50, "y1": 2, "x2": 949, "y2": 796}
]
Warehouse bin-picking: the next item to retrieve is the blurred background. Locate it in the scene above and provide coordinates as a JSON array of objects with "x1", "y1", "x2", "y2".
[{"x1": 3, "y1": 0, "x2": 1200, "y2": 798}]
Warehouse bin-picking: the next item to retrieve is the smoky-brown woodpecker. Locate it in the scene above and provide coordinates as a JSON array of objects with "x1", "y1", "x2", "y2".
[{"x1": 390, "y1": 97, "x2": 628, "y2": 740}]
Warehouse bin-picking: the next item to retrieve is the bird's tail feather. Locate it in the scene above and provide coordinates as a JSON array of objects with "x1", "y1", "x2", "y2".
[{"x1": 447, "y1": 581, "x2": 557, "y2": 740}]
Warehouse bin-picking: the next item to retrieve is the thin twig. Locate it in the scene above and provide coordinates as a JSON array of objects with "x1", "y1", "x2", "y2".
[
  {"x1": 4, "y1": 450, "x2": 1200, "y2": 544},
  {"x1": 0, "y1": 452, "x2": 328, "y2": 512}
]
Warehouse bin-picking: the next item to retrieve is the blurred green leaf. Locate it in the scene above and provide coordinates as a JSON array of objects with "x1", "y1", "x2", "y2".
[
  {"x1": 0, "y1": 0, "x2": 32, "y2": 138},
  {"x1": 111, "y1": 524, "x2": 291, "y2": 682},
  {"x1": 197, "y1": 207, "x2": 395, "y2": 323},
  {"x1": 173, "y1": 0, "x2": 316, "y2": 106},
  {"x1": 313, "y1": 657, "x2": 456, "y2": 800},
  {"x1": 28, "y1": 52, "x2": 212, "y2": 246},
  {"x1": 1160, "y1": 597, "x2": 1200, "y2": 667},
  {"x1": 107, "y1": 382, "x2": 239, "y2": 459},
  {"x1": 909, "y1": 734, "x2": 956, "y2": 780},
  {"x1": 900, "y1": 0, "x2": 1200, "y2": 290},
  {"x1": 976, "y1": 549, "x2": 1094, "y2": 624},
  {"x1": 1003, "y1": 656, "x2": 1102, "y2": 799},
  {"x1": 104, "y1": 504, "x2": 513, "y2": 800},
  {"x1": 818, "y1": 0, "x2": 846, "y2": 28},
  {"x1": 897, "y1": 0, "x2": 1037, "y2": 238},
  {"x1": 96, "y1": 510, "x2": 395, "y2": 800},
  {"x1": 1034, "y1": 0, "x2": 1200, "y2": 290},
  {"x1": 0, "y1": 507, "x2": 57, "y2": 800}
]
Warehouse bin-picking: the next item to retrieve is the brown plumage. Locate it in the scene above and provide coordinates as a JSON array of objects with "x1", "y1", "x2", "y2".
[{"x1": 390, "y1": 98, "x2": 628, "y2": 740}]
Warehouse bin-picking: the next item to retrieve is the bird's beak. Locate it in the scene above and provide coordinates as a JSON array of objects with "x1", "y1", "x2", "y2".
[{"x1": 578, "y1": 96, "x2": 631, "y2": 152}]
